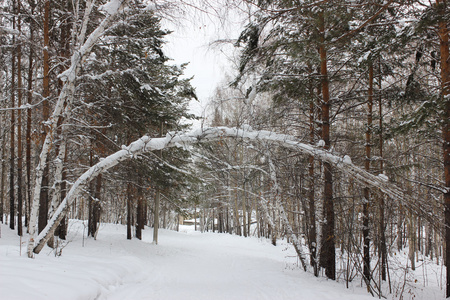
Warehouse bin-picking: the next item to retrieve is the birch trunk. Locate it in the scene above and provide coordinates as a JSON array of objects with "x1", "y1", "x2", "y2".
[
  {"x1": 362, "y1": 61, "x2": 373, "y2": 282},
  {"x1": 32, "y1": 127, "x2": 430, "y2": 254},
  {"x1": 47, "y1": 121, "x2": 67, "y2": 246},
  {"x1": 58, "y1": 146, "x2": 68, "y2": 239},
  {"x1": 267, "y1": 153, "x2": 307, "y2": 271},
  {"x1": 27, "y1": 0, "x2": 129, "y2": 257}
]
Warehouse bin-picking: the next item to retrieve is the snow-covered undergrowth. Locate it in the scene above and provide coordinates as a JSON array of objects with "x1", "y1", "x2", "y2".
[
  {"x1": 383, "y1": 249, "x2": 445, "y2": 299},
  {"x1": 0, "y1": 220, "x2": 444, "y2": 299}
]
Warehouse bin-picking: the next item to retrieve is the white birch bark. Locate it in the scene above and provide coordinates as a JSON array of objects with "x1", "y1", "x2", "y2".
[
  {"x1": 33, "y1": 126, "x2": 423, "y2": 255},
  {"x1": 27, "y1": 0, "x2": 129, "y2": 258},
  {"x1": 267, "y1": 153, "x2": 307, "y2": 271},
  {"x1": 267, "y1": 151, "x2": 279, "y2": 245},
  {"x1": 48, "y1": 135, "x2": 67, "y2": 228},
  {"x1": 77, "y1": 0, "x2": 96, "y2": 47}
]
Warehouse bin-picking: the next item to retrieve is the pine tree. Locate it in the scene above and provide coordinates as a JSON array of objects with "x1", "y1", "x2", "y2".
[{"x1": 76, "y1": 2, "x2": 196, "y2": 240}]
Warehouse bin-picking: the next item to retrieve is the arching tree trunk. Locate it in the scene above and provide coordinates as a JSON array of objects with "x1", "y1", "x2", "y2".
[
  {"x1": 31, "y1": 126, "x2": 432, "y2": 256},
  {"x1": 27, "y1": 0, "x2": 128, "y2": 258}
]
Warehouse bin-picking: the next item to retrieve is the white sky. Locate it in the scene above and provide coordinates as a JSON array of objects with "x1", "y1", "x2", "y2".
[
  {"x1": 164, "y1": 24, "x2": 227, "y2": 117},
  {"x1": 161, "y1": 2, "x2": 247, "y2": 126}
]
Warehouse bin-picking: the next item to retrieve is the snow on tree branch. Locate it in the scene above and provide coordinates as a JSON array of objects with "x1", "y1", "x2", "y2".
[
  {"x1": 27, "y1": 0, "x2": 131, "y2": 258},
  {"x1": 33, "y1": 126, "x2": 424, "y2": 255}
]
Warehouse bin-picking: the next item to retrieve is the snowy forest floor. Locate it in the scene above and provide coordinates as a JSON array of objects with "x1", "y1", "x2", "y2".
[{"x1": 0, "y1": 220, "x2": 445, "y2": 300}]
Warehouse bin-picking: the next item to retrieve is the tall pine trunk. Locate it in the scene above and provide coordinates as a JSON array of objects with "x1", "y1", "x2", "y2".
[
  {"x1": 153, "y1": 124, "x2": 164, "y2": 244},
  {"x1": 127, "y1": 182, "x2": 132, "y2": 240},
  {"x1": 0, "y1": 112, "x2": 5, "y2": 223},
  {"x1": 153, "y1": 189, "x2": 160, "y2": 244},
  {"x1": 437, "y1": 0, "x2": 450, "y2": 297},
  {"x1": 9, "y1": 0, "x2": 16, "y2": 230},
  {"x1": 27, "y1": 0, "x2": 128, "y2": 257},
  {"x1": 93, "y1": 174, "x2": 102, "y2": 237},
  {"x1": 17, "y1": 0, "x2": 23, "y2": 236},
  {"x1": 309, "y1": 98, "x2": 318, "y2": 276},
  {"x1": 378, "y1": 57, "x2": 387, "y2": 281},
  {"x1": 319, "y1": 10, "x2": 335, "y2": 280},
  {"x1": 26, "y1": 1, "x2": 35, "y2": 229},
  {"x1": 88, "y1": 149, "x2": 101, "y2": 237},
  {"x1": 136, "y1": 184, "x2": 143, "y2": 240},
  {"x1": 38, "y1": 0, "x2": 50, "y2": 235}
]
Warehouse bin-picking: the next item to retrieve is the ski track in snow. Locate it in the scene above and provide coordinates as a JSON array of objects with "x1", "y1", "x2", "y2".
[{"x1": 1, "y1": 221, "x2": 383, "y2": 299}]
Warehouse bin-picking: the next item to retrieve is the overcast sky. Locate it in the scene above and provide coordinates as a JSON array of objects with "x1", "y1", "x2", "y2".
[
  {"x1": 164, "y1": 24, "x2": 227, "y2": 116},
  {"x1": 161, "y1": 2, "x2": 247, "y2": 126}
]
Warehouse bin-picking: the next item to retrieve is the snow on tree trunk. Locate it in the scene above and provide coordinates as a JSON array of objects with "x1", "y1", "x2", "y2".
[
  {"x1": 267, "y1": 153, "x2": 307, "y2": 271},
  {"x1": 47, "y1": 127, "x2": 67, "y2": 247},
  {"x1": 33, "y1": 126, "x2": 425, "y2": 255},
  {"x1": 27, "y1": 0, "x2": 130, "y2": 258}
]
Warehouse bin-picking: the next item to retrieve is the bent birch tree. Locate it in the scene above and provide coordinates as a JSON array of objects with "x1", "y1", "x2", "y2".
[
  {"x1": 27, "y1": 0, "x2": 130, "y2": 257},
  {"x1": 32, "y1": 126, "x2": 426, "y2": 256}
]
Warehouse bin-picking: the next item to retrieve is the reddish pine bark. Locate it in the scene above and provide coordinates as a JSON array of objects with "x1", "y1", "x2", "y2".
[{"x1": 437, "y1": 0, "x2": 450, "y2": 297}]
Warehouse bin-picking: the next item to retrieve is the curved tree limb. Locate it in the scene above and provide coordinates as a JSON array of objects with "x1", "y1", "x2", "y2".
[
  {"x1": 27, "y1": 0, "x2": 130, "y2": 258},
  {"x1": 34, "y1": 126, "x2": 425, "y2": 254}
]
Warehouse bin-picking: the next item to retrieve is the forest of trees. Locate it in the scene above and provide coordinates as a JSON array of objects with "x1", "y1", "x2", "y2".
[{"x1": 1, "y1": 0, "x2": 450, "y2": 298}]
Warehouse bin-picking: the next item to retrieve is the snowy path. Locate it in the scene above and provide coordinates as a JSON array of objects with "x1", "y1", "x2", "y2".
[{"x1": 1, "y1": 222, "x2": 374, "y2": 300}]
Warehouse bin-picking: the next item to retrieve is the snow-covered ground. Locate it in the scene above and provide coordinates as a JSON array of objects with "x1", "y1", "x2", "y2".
[{"x1": 0, "y1": 221, "x2": 444, "y2": 299}]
